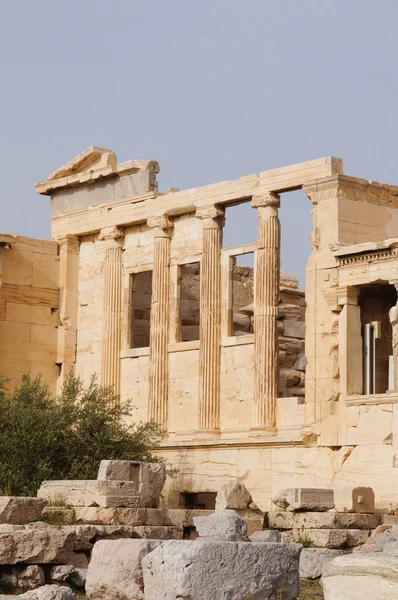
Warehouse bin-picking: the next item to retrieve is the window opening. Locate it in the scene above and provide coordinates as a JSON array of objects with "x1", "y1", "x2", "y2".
[
  {"x1": 131, "y1": 270, "x2": 152, "y2": 348},
  {"x1": 231, "y1": 253, "x2": 254, "y2": 336},
  {"x1": 178, "y1": 262, "x2": 200, "y2": 342}
]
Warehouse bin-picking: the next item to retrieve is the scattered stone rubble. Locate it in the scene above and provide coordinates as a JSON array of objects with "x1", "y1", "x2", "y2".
[
  {"x1": 321, "y1": 526, "x2": 398, "y2": 599},
  {"x1": 0, "y1": 468, "x2": 389, "y2": 598},
  {"x1": 267, "y1": 487, "x2": 380, "y2": 580}
]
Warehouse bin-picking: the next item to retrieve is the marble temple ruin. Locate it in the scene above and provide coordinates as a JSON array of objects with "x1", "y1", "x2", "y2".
[{"x1": 2, "y1": 147, "x2": 398, "y2": 511}]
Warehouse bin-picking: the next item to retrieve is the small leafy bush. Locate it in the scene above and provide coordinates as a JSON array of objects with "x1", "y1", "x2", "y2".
[{"x1": 0, "y1": 371, "x2": 163, "y2": 496}]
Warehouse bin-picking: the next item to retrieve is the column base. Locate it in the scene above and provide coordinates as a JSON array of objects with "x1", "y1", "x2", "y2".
[
  {"x1": 249, "y1": 426, "x2": 278, "y2": 437},
  {"x1": 193, "y1": 429, "x2": 221, "y2": 441}
]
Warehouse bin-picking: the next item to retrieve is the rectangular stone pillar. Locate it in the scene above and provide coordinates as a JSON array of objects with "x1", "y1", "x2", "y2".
[
  {"x1": 251, "y1": 193, "x2": 281, "y2": 432},
  {"x1": 196, "y1": 205, "x2": 224, "y2": 432},
  {"x1": 99, "y1": 226, "x2": 124, "y2": 397},
  {"x1": 56, "y1": 234, "x2": 80, "y2": 390},
  {"x1": 147, "y1": 216, "x2": 173, "y2": 430},
  {"x1": 338, "y1": 288, "x2": 362, "y2": 397}
]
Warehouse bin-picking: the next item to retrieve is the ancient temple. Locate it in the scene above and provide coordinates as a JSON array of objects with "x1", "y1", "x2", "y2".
[{"x1": 2, "y1": 147, "x2": 398, "y2": 510}]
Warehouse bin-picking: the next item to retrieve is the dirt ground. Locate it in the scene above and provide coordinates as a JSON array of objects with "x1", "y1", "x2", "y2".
[{"x1": 298, "y1": 579, "x2": 324, "y2": 600}]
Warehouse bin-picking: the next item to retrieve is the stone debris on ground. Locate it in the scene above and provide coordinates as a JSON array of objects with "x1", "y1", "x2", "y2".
[
  {"x1": 322, "y1": 553, "x2": 398, "y2": 600},
  {"x1": 193, "y1": 510, "x2": 248, "y2": 541},
  {"x1": 142, "y1": 539, "x2": 302, "y2": 600},
  {"x1": 85, "y1": 538, "x2": 161, "y2": 600},
  {"x1": 37, "y1": 461, "x2": 166, "y2": 509},
  {"x1": 0, "y1": 584, "x2": 76, "y2": 599},
  {"x1": 272, "y1": 488, "x2": 335, "y2": 512},
  {"x1": 215, "y1": 480, "x2": 252, "y2": 510}
]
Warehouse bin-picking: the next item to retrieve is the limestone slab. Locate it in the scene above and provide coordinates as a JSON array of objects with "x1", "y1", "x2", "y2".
[
  {"x1": 322, "y1": 553, "x2": 398, "y2": 600},
  {"x1": 272, "y1": 488, "x2": 335, "y2": 512},
  {"x1": 86, "y1": 538, "x2": 161, "y2": 600},
  {"x1": 268, "y1": 511, "x2": 380, "y2": 530}
]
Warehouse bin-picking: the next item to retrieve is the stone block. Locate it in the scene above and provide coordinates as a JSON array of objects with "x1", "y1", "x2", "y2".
[
  {"x1": 284, "y1": 320, "x2": 305, "y2": 339},
  {"x1": 193, "y1": 510, "x2": 248, "y2": 541},
  {"x1": 215, "y1": 480, "x2": 252, "y2": 510},
  {"x1": 292, "y1": 528, "x2": 369, "y2": 549},
  {"x1": 86, "y1": 538, "x2": 161, "y2": 600},
  {"x1": 0, "y1": 497, "x2": 46, "y2": 525},
  {"x1": 0, "y1": 565, "x2": 45, "y2": 594},
  {"x1": 352, "y1": 487, "x2": 375, "y2": 513},
  {"x1": 268, "y1": 510, "x2": 380, "y2": 530},
  {"x1": 133, "y1": 525, "x2": 183, "y2": 539},
  {"x1": 272, "y1": 488, "x2": 335, "y2": 512},
  {"x1": 355, "y1": 524, "x2": 398, "y2": 554},
  {"x1": 142, "y1": 539, "x2": 302, "y2": 600},
  {"x1": 249, "y1": 529, "x2": 281, "y2": 542},
  {"x1": 2, "y1": 585, "x2": 76, "y2": 599},
  {"x1": 97, "y1": 460, "x2": 140, "y2": 482},
  {"x1": 322, "y1": 553, "x2": 398, "y2": 600},
  {"x1": 300, "y1": 548, "x2": 350, "y2": 579}
]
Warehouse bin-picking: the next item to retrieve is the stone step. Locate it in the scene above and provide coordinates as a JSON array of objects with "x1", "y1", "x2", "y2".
[
  {"x1": 269, "y1": 511, "x2": 380, "y2": 530},
  {"x1": 282, "y1": 528, "x2": 369, "y2": 549}
]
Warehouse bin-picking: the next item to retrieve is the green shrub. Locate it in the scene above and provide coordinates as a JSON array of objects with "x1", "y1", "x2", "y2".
[{"x1": 0, "y1": 371, "x2": 163, "y2": 496}]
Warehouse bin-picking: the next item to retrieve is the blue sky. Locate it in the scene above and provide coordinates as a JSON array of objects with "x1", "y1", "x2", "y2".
[{"x1": 1, "y1": 0, "x2": 397, "y2": 286}]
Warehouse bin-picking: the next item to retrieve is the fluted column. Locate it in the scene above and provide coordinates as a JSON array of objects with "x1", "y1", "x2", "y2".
[
  {"x1": 56, "y1": 234, "x2": 80, "y2": 390},
  {"x1": 252, "y1": 192, "x2": 281, "y2": 431},
  {"x1": 147, "y1": 216, "x2": 173, "y2": 430},
  {"x1": 99, "y1": 226, "x2": 124, "y2": 397},
  {"x1": 196, "y1": 205, "x2": 224, "y2": 432}
]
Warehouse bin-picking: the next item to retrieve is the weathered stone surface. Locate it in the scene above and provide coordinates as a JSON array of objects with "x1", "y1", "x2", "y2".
[
  {"x1": 193, "y1": 510, "x2": 248, "y2": 541},
  {"x1": 38, "y1": 462, "x2": 166, "y2": 509},
  {"x1": 272, "y1": 488, "x2": 335, "y2": 512},
  {"x1": 133, "y1": 525, "x2": 183, "y2": 539},
  {"x1": 300, "y1": 548, "x2": 350, "y2": 579},
  {"x1": 292, "y1": 528, "x2": 368, "y2": 549},
  {"x1": 50, "y1": 565, "x2": 87, "y2": 588},
  {"x1": 354, "y1": 524, "x2": 398, "y2": 554},
  {"x1": 249, "y1": 529, "x2": 281, "y2": 542},
  {"x1": 86, "y1": 539, "x2": 161, "y2": 600},
  {"x1": 0, "y1": 498, "x2": 46, "y2": 525},
  {"x1": 0, "y1": 565, "x2": 45, "y2": 593},
  {"x1": 0, "y1": 585, "x2": 76, "y2": 599},
  {"x1": 352, "y1": 487, "x2": 375, "y2": 514},
  {"x1": 268, "y1": 510, "x2": 380, "y2": 530},
  {"x1": 215, "y1": 480, "x2": 252, "y2": 510},
  {"x1": 322, "y1": 553, "x2": 398, "y2": 600},
  {"x1": 142, "y1": 539, "x2": 302, "y2": 600},
  {"x1": 0, "y1": 523, "x2": 153, "y2": 565}
]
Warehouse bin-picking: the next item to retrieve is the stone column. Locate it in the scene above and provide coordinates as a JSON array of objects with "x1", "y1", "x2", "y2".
[
  {"x1": 338, "y1": 287, "x2": 362, "y2": 397},
  {"x1": 99, "y1": 226, "x2": 124, "y2": 397},
  {"x1": 389, "y1": 282, "x2": 398, "y2": 391},
  {"x1": 196, "y1": 205, "x2": 224, "y2": 432},
  {"x1": 251, "y1": 192, "x2": 281, "y2": 431},
  {"x1": 147, "y1": 216, "x2": 173, "y2": 430},
  {"x1": 56, "y1": 234, "x2": 80, "y2": 389}
]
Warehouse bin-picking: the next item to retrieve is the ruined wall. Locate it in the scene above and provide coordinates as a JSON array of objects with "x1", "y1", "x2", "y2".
[{"x1": 0, "y1": 237, "x2": 60, "y2": 393}]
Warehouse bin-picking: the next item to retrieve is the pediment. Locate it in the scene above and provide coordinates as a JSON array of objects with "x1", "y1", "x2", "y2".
[{"x1": 46, "y1": 146, "x2": 117, "y2": 181}]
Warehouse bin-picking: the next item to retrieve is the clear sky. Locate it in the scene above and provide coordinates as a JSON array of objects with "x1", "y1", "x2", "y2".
[{"x1": 1, "y1": 0, "x2": 398, "y2": 286}]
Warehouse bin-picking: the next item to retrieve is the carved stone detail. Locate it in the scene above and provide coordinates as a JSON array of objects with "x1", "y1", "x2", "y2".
[
  {"x1": 57, "y1": 234, "x2": 79, "y2": 255},
  {"x1": 99, "y1": 226, "x2": 125, "y2": 242},
  {"x1": 253, "y1": 195, "x2": 281, "y2": 431},
  {"x1": 147, "y1": 216, "x2": 173, "y2": 239}
]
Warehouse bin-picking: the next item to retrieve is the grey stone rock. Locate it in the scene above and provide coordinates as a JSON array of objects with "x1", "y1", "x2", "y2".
[
  {"x1": 300, "y1": 548, "x2": 349, "y2": 579},
  {"x1": 142, "y1": 539, "x2": 302, "y2": 600},
  {"x1": 272, "y1": 488, "x2": 335, "y2": 512},
  {"x1": 85, "y1": 538, "x2": 161, "y2": 599},
  {"x1": 249, "y1": 529, "x2": 281, "y2": 542},
  {"x1": 193, "y1": 510, "x2": 248, "y2": 541},
  {"x1": 215, "y1": 480, "x2": 252, "y2": 511}
]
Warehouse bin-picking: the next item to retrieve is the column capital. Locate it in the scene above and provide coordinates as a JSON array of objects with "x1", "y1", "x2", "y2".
[
  {"x1": 147, "y1": 215, "x2": 174, "y2": 238},
  {"x1": 57, "y1": 234, "x2": 79, "y2": 254},
  {"x1": 196, "y1": 205, "x2": 225, "y2": 228},
  {"x1": 251, "y1": 192, "x2": 280, "y2": 209},
  {"x1": 99, "y1": 226, "x2": 125, "y2": 248}
]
